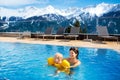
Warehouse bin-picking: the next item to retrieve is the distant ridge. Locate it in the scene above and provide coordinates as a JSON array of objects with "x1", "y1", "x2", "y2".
[
  {"x1": 0, "y1": 3, "x2": 120, "y2": 34},
  {"x1": 0, "y1": 3, "x2": 120, "y2": 19}
]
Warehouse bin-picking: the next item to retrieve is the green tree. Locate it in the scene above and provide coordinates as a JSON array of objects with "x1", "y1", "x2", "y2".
[
  {"x1": 65, "y1": 26, "x2": 71, "y2": 33},
  {"x1": 73, "y1": 19, "x2": 80, "y2": 27},
  {"x1": 73, "y1": 19, "x2": 83, "y2": 32}
]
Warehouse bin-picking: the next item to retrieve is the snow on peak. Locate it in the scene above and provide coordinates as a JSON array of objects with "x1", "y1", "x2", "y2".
[
  {"x1": 41, "y1": 5, "x2": 60, "y2": 15},
  {"x1": 0, "y1": 3, "x2": 119, "y2": 19},
  {"x1": 81, "y1": 3, "x2": 115, "y2": 17}
]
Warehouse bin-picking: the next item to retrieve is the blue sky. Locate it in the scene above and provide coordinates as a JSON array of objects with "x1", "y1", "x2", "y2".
[{"x1": 0, "y1": 0, "x2": 120, "y2": 9}]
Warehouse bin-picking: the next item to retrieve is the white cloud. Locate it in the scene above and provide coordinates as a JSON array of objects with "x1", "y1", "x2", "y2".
[{"x1": 0, "y1": 0, "x2": 49, "y2": 7}]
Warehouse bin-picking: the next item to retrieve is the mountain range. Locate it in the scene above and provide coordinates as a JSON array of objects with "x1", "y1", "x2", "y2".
[{"x1": 0, "y1": 3, "x2": 120, "y2": 34}]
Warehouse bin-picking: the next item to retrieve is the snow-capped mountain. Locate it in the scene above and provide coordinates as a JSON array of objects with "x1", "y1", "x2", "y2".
[
  {"x1": 0, "y1": 3, "x2": 120, "y2": 34},
  {"x1": 0, "y1": 3, "x2": 120, "y2": 19},
  {"x1": 81, "y1": 3, "x2": 118, "y2": 17}
]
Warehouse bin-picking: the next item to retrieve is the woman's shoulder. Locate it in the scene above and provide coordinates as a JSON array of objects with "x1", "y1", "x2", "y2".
[{"x1": 76, "y1": 59, "x2": 81, "y2": 65}]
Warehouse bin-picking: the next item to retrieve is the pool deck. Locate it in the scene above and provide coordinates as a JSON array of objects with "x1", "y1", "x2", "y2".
[{"x1": 0, "y1": 37, "x2": 120, "y2": 52}]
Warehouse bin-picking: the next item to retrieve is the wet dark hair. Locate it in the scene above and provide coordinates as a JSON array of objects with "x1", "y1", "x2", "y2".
[{"x1": 69, "y1": 47, "x2": 79, "y2": 59}]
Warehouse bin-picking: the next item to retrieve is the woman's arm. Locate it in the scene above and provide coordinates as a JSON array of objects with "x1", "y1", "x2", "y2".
[{"x1": 70, "y1": 60, "x2": 81, "y2": 68}]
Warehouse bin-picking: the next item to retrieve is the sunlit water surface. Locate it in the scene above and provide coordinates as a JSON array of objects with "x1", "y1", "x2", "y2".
[{"x1": 0, "y1": 42, "x2": 120, "y2": 80}]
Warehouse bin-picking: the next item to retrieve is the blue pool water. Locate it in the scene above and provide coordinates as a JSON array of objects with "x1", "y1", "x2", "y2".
[{"x1": 0, "y1": 42, "x2": 120, "y2": 80}]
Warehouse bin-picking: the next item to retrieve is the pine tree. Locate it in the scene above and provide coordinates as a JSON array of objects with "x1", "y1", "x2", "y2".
[
  {"x1": 65, "y1": 26, "x2": 71, "y2": 33},
  {"x1": 73, "y1": 19, "x2": 82, "y2": 32},
  {"x1": 73, "y1": 19, "x2": 80, "y2": 27}
]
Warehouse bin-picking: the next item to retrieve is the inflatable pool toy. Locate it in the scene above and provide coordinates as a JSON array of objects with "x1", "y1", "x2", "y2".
[
  {"x1": 48, "y1": 57, "x2": 70, "y2": 68},
  {"x1": 47, "y1": 57, "x2": 70, "y2": 74},
  {"x1": 47, "y1": 57, "x2": 54, "y2": 65},
  {"x1": 61, "y1": 60, "x2": 70, "y2": 69}
]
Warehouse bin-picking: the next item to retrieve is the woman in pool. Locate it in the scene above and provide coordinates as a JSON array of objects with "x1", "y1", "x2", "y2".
[{"x1": 65, "y1": 47, "x2": 81, "y2": 68}]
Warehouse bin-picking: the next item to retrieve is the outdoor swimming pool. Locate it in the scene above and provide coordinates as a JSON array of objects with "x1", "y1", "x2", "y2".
[{"x1": 0, "y1": 42, "x2": 120, "y2": 80}]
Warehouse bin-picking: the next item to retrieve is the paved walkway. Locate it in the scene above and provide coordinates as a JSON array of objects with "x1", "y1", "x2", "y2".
[{"x1": 0, "y1": 37, "x2": 120, "y2": 52}]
